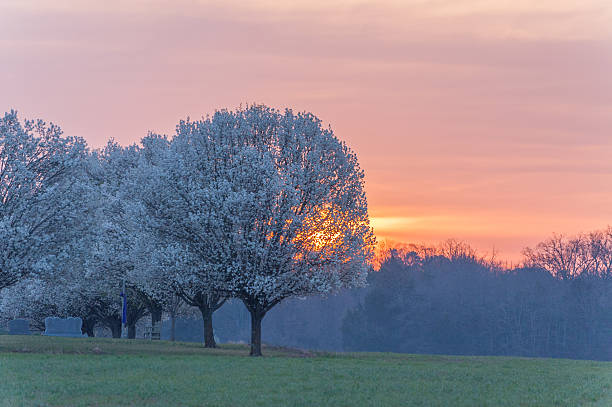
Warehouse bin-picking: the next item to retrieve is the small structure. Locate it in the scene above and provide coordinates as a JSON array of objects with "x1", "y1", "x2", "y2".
[
  {"x1": 8, "y1": 319, "x2": 31, "y2": 335},
  {"x1": 43, "y1": 317, "x2": 87, "y2": 337},
  {"x1": 143, "y1": 324, "x2": 161, "y2": 340}
]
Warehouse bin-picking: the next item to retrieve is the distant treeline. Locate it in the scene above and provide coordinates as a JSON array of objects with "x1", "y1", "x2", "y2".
[{"x1": 213, "y1": 234, "x2": 612, "y2": 361}]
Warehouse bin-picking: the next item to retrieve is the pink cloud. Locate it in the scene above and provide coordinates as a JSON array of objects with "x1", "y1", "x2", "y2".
[{"x1": 1, "y1": 0, "x2": 611, "y2": 261}]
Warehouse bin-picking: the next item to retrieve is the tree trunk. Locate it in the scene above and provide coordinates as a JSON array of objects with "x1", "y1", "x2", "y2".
[
  {"x1": 241, "y1": 297, "x2": 279, "y2": 357},
  {"x1": 109, "y1": 319, "x2": 122, "y2": 338},
  {"x1": 149, "y1": 301, "x2": 163, "y2": 334},
  {"x1": 84, "y1": 326, "x2": 95, "y2": 337},
  {"x1": 170, "y1": 313, "x2": 176, "y2": 342},
  {"x1": 125, "y1": 293, "x2": 148, "y2": 339},
  {"x1": 128, "y1": 323, "x2": 137, "y2": 339},
  {"x1": 199, "y1": 305, "x2": 216, "y2": 348},
  {"x1": 81, "y1": 318, "x2": 96, "y2": 337},
  {"x1": 178, "y1": 290, "x2": 226, "y2": 347},
  {"x1": 249, "y1": 310, "x2": 265, "y2": 356}
]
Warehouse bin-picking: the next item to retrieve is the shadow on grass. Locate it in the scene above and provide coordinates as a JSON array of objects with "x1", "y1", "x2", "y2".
[{"x1": 0, "y1": 334, "x2": 318, "y2": 358}]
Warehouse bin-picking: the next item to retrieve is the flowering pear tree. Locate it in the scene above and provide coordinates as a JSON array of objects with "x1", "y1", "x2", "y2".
[
  {"x1": 163, "y1": 105, "x2": 375, "y2": 355},
  {"x1": 134, "y1": 135, "x2": 229, "y2": 347},
  {"x1": 0, "y1": 111, "x2": 88, "y2": 297},
  {"x1": 85, "y1": 140, "x2": 161, "y2": 338},
  {"x1": 18, "y1": 142, "x2": 141, "y2": 338},
  {"x1": 0, "y1": 278, "x2": 63, "y2": 331}
]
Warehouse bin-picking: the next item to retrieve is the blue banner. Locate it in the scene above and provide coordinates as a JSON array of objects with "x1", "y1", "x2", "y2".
[{"x1": 121, "y1": 291, "x2": 127, "y2": 324}]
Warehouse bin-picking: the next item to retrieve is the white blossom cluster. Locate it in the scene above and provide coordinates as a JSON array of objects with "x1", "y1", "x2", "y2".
[{"x1": 0, "y1": 106, "x2": 375, "y2": 352}]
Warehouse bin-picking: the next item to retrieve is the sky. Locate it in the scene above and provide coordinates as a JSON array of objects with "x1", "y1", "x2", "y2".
[{"x1": 1, "y1": 0, "x2": 611, "y2": 262}]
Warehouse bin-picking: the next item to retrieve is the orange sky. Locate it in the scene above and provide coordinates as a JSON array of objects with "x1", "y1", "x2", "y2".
[{"x1": 2, "y1": 0, "x2": 611, "y2": 261}]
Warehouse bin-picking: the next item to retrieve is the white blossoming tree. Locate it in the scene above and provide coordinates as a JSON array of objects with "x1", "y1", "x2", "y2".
[
  {"x1": 15, "y1": 141, "x2": 144, "y2": 338},
  {"x1": 134, "y1": 134, "x2": 229, "y2": 348},
  {"x1": 145, "y1": 105, "x2": 375, "y2": 355},
  {"x1": 0, "y1": 111, "x2": 89, "y2": 298},
  {"x1": 85, "y1": 140, "x2": 164, "y2": 338}
]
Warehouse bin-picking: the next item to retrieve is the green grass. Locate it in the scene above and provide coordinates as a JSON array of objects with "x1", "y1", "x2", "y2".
[{"x1": 1, "y1": 335, "x2": 611, "y2": 407}]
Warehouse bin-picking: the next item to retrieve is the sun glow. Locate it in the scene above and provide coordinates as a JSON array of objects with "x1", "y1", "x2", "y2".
[
  {"x1": 294, "y1": 206, "x2": 346, "y2": 253},
  {"x1": 291, "y1": 204, "x2": 374, "y2": 265}
]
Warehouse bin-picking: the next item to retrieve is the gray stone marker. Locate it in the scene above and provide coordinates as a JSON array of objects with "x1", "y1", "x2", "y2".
[
  {"x1": 161, "y1": 318, "x2": 204, "y2": 342},
  {"x1": 43, "y1": 317, "x2": 87, "y2": 337},
  {"x1": 8, "y1": 319, "x2": 31, "y2": 335}
]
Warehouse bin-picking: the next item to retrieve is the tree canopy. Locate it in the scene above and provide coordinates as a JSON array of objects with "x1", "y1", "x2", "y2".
[
  {"x1": 0, "y1": 111, "x2": 88, "y2": 291},
  {"x1": 138, "y1": 105, "x2": 375, "y2": 355}
]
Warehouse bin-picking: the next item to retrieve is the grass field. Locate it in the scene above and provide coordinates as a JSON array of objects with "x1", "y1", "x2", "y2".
[{"x1": 1, "y1": 335, "x2": 611, "y2": 407}]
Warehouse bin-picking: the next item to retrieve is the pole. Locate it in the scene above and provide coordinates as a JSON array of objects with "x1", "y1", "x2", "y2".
[{"x1": 121, "y1": 278, "x2": 128, "y2": 338}]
